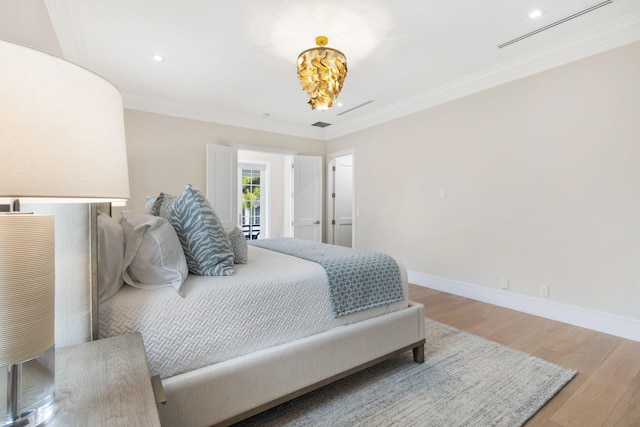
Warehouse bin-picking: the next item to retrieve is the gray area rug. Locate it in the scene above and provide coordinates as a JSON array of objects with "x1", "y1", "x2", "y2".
[{"x1": 236, "y1": 318, "x2": 577, "y2": 427}]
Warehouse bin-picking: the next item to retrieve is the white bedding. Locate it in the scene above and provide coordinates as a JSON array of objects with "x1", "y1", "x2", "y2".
[{"x1": 99, "y1": 246, "x2": 408, "y2": 379}]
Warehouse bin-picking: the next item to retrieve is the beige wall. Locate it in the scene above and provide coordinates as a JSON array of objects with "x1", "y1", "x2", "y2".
[
  {"x1": 7, "y1": 1, "x2": 638, "y2": 337},
  {"x1": 326, "y1": 41, "x2": 640, "y2": 320},
  {"x1": 0, "y1": 0, "x2": 62, "y2": 56},
  {"x1": 121, "y1": 109, "x2": 324, "y2": 215}
]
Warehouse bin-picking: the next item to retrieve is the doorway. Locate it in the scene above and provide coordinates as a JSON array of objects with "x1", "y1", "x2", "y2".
[
  {"x1": 239, "y1": 163, "x2": 265, "y2": 240},
  {"x1": 327, "y1": 150, "x2": 355, "y2": 247},
  {"x1": 237, "y1": 150, "x2": 283, "y2": 239},
  {"x1": 207, "y1": 143, "x2": 322, "y2": 242},
  {"x1": 237, "y1": 149, "x2": 322, "y2": 241}
]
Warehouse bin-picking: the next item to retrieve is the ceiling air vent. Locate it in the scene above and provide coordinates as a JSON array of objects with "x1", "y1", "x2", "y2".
[
  {"x1": 311, "y1": 121, "x2": 331, "y2": 128},
  {"x1": 337, "y1": 100, "x2": 374, "y2": 116},
  {"x1": 498, "y1": 0, "x2": 613, "y2": 49}
]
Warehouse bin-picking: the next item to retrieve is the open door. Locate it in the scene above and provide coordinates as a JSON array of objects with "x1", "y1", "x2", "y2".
[
  {"x1": 206, "y1": 143, "x2": 238, "y2": 230},
  {"x1": 292, "y1": 155, "x2": 322, "y2": 242},
  {"x1": 329, "y1": 155, "x2": 353, "y2": 247}
]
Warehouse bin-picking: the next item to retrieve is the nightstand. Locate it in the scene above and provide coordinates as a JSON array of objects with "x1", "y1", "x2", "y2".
[{"x1": 48, "y1": 333, "x2": 161, "y2": 426}]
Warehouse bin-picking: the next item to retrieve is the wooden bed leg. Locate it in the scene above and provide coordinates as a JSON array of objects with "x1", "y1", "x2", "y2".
[{"x1": 413, "y1": 343, "x2": 425, "y2": 364}]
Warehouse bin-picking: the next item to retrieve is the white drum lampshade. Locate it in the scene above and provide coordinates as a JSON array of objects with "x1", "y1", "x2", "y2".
[{"x1": 0, "y1": 39, "x2": 130, "y2": 426}]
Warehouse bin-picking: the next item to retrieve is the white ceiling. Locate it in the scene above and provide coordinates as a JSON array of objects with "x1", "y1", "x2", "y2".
[{"x1": 43, "y1": 0, "x2": 640, "y2": 140}]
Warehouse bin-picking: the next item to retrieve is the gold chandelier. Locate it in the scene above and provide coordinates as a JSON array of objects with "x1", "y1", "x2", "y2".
[{"x1": 296, "y1": 36, "x2": 348, "y2": 111}]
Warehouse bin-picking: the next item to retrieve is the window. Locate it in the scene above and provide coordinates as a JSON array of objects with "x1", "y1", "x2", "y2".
[{"x1": 241, "y1": 167, "x2": 262, "y2": 240}]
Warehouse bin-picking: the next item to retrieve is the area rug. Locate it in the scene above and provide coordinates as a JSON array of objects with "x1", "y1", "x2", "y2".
[{"x1": 235, "y1": 318, "x2": 577, "y2": 427}]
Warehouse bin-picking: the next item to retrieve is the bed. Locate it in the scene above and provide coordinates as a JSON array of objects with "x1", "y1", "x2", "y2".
[{"x1": 96, "y1": 185, "x2": 425, "y2": 427}]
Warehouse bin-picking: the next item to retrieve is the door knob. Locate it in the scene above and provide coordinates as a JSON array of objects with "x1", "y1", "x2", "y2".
[{"x1": 313, "y1": 220, "x2": 320, "y2": 224}]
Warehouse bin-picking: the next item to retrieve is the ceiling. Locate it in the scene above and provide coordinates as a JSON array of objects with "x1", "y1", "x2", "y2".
[{"x1": 40, "y1": 0, "x2": 640, "y2": 140}]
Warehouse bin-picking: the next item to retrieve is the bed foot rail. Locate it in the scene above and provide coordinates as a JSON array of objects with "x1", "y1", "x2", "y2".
[{"x1": 412, "y1": 340, "x2": 425, "y2": 363}]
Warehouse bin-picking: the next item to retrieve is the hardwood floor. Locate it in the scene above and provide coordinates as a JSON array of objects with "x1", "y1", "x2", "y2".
[{"x1": 408, "y1": 284, "x2": 640, "y2": 427}]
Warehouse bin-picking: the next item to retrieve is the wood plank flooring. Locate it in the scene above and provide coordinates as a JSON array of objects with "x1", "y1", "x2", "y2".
[{"x1": 408, "y1": 284, "x2": 640, "y2": 427}]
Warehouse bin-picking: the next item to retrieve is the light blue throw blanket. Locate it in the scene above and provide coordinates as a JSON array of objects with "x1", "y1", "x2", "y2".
[{"x1": 249, "y1": 238, "x2": 404, "y2": 318}]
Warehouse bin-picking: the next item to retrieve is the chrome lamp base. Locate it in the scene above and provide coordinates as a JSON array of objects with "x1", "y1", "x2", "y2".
[{"x1": 1, "y1": 346, "x2": 55, "y2": 427}]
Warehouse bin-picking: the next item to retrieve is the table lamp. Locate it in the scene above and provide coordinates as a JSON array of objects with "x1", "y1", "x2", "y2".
[{"x1": 0, "y1": 39, "x2": 130, "y2": 426}]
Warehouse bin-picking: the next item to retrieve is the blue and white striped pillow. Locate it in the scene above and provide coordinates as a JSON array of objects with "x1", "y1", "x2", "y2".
[{"x1": 164, "y1": 184, "x2": 234, "y2": 276}]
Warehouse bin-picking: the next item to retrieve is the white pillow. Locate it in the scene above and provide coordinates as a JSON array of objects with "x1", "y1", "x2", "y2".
[
  {"x1": 144, "y1": 195, "x2": 156, "y2": 214},
  {"x1": 120, "y1": 211, "x2": 188, "y2": 296},
  {"x1": 97, "y1": 212, "x2": 125, "y2": 303}
]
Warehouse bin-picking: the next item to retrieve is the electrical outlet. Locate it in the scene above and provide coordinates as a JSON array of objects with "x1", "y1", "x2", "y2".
[
  {"x1": 539, "y1": 285, "x2": 549, "y2": 297},
  {"x1": 500, "y1": 278, "x2": 509, "y2": 289}
]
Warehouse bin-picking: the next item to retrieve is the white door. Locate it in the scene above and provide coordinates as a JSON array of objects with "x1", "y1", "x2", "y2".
[
  {"x1": 293, "y1": 155, "x2": 322, "y2": 242},
  {"x1": 206, "y1": 143, "x2": 237, "y2": 230},
  {"x1": 332, "y1": 155, "x2": 353, "y2": 247}
]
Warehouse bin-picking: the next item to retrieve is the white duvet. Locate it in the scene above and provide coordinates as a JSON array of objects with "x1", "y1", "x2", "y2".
[{"x1": 99, "y1": 246, "x2": 408, "y2": 379}]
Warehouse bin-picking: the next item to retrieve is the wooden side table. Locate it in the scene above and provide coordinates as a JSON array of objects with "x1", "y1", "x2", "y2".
[{"x1": 49, "y1": 333, "x2": 161, "y2": 426}]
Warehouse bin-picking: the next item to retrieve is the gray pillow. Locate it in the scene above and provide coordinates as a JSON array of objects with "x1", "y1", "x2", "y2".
[
  {"x1": 97, "y1": 212, "x2": 125, "y2": 303},
  {"x1": 227, "y1": 226, "x2": 248, "y2": 264},
  {"x1": 164, "y1": 184, "x2": 234, "y2": 276},
  {"x1": 149, "y1": 192, "x2": 176, "y2": 217},
  {"x1": 158, "y1": 193, "x2": 176, "y2": 218}
]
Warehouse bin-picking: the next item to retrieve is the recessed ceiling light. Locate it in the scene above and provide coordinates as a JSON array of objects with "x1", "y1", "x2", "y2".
[
  {"x1": 153, "y1": 54, "x2": 164, "y2": 62},
  {"x1": 529, "y1": 9, "x2": 543, "y2": 19}
]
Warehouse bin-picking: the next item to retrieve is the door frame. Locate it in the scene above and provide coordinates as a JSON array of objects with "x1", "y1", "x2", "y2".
[{"x1": 326, "y1": 148, "x2": 356, "y2": 247}]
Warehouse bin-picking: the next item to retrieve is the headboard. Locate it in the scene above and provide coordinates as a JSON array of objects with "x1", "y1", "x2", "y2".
[{"x1": 22, "y1": 203, "x2": 98, "y2": 347}]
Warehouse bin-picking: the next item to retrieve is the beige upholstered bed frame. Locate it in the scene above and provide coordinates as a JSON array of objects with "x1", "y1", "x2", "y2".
[
  {"x1": 76, "y1": 204, "x2": 426, "y2": 427},
  {"x1": 158, "y1": 302, "x2": 425, "y2": 426}
]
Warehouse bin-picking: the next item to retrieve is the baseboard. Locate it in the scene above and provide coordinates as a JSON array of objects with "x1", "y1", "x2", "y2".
[{"x1": 408, "y1": 270, "x2": 640, "y2": 343}]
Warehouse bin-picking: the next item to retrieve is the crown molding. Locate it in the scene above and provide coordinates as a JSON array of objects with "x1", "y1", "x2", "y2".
[
  {"x1": 123, "y1": 96, "x2": 326, "y2": 141},
  {"x1": 324, "y1": 10, "x2": 640, "y2": 140},
  {"x1": 44, "y1": 0, "x2": 88, "y2": 65}
]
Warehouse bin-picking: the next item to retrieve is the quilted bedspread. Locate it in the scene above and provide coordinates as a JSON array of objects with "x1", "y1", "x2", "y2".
[
  {"x1": 250, "y1": 238, "x2": 404, "y2": 317},
  {"x1": 99, "y1": 246, "x2": 408, "y2": 379}
]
